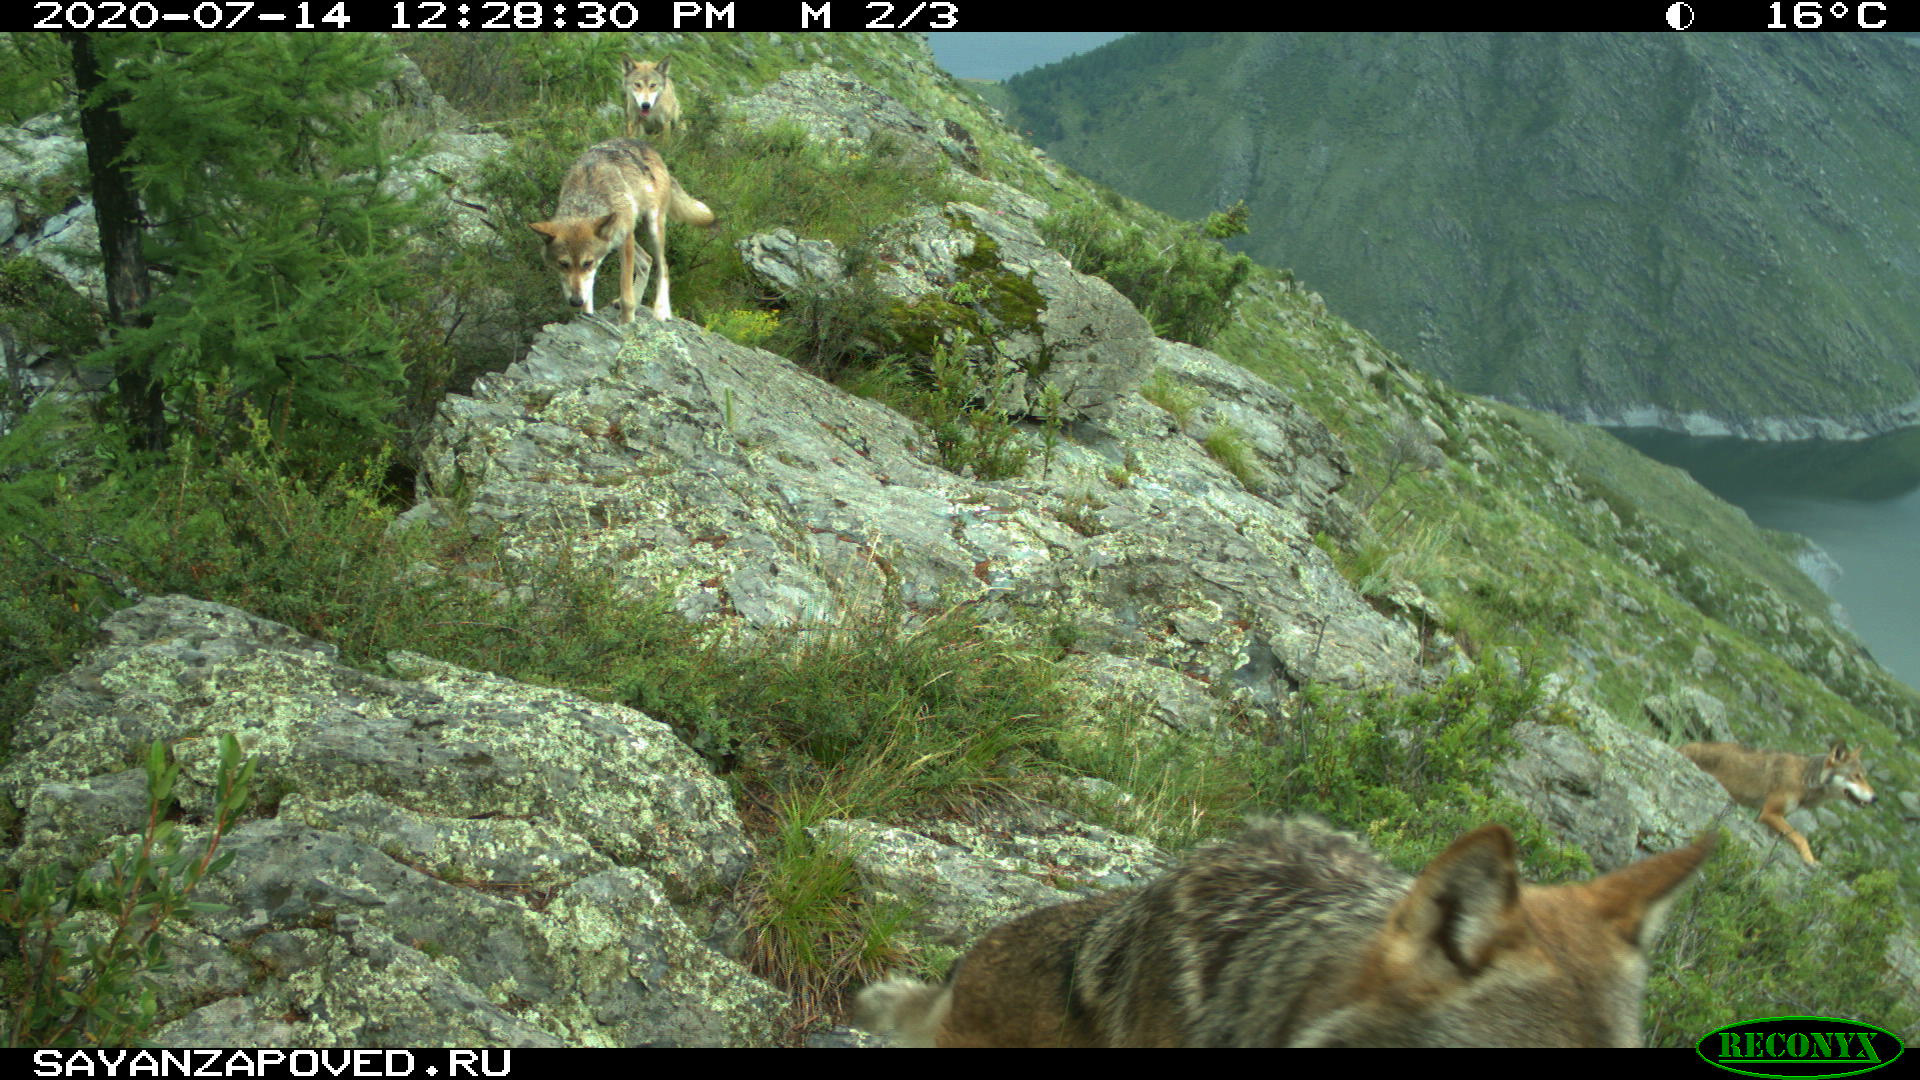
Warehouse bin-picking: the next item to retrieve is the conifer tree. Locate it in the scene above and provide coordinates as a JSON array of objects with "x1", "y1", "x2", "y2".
[{"x1": 71, "y1": 33, "x2": 425, "y2": 463}]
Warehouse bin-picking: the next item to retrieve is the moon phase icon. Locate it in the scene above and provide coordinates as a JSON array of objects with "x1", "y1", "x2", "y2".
[{"x1": 1666, "y1": 2, "x2": 1695, "y2": 28}]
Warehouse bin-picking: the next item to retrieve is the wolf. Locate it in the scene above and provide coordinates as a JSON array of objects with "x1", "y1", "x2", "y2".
[
  {"x1": 527, "y1": 139, "x2": 715, "y2": 323},
  {"x1": 855, "y1": 817, "x2": 1714, "y2": 1047},
  {"x1": 622, "y1": 56, "x2": 680, "y2": 140},
  {"x1": 1678, "y1": 740, "x2": 1875, "y2": 867}
]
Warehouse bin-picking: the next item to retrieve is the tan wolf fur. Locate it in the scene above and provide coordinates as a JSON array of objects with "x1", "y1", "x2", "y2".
[
  {"x1": 622, "y1": 56, "x2": 680, "y2": 140},
  {"x1": 854, "y1": 818, "x2": 1713, "y2": 1047},
  {"x1": 1678, "y1": 740, "x2": 1876, "y2": 867},
  {"x1": 527, "y1": 139, "x2": 715, "y2": 323}
]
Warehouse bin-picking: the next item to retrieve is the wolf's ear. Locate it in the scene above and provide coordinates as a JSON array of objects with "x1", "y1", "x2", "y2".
[
  {"x1": 592, "y1": 212, "x2": 621, "y2": 241},
  {"x1": 1387, "y1": 824, "x2": 1521, "y2": 976},
  {"x1": 1582, "y1": 831, "x2": 1715, "y2": 947},
  {"x1": 658, "y1": 56, "x2": 671, "y2": 75},
  {"x1": 1828, "y1": 740, "x2": 1851, "y2": 759},
  {"x1": 528, "y1": 221, "x2": 558, "y2": 239},
  {"x1": 623, "y1": 56, "x2": 640, "y2": 74}
]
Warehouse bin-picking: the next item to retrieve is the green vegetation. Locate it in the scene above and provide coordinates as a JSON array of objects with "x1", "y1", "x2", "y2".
[
  {"x1": 1139, "y1": 367, "x2": 1201, "y2": 426},
  {"x1": 1041, "y1": 195, "x2": 1251, "y2": 346},
  {"x1": 744, "y1": 801, "x2": 921, "y2": 1027},
  {"x1": 1647, "y1": 839, "x2": 1918, "y2": 1047},
  {"x1": 2, "y1": 30, "x2": 1914, "y2": 1046},
  {"x1": 3, "y1": 736, "x2": 255, "y2": 1047},
  {"x1": 1201, "y1": 422, "x2": 1259, "y2": 489},
  {"x1": 0, "y1": 258, "x2": 101, "y2": 372},
  {"x1": 0, "y1": 34, "x2": 69, "y2": 126},
  {"x1": 1060, "y1": 661, "x2": 1587, "y2": 878},
  {"x1": 78, "y1": 34, "x2": 428, "y2": 466},
  {"x1": 1251, "y1": 665, "x2": 1588, "y2": 877}
]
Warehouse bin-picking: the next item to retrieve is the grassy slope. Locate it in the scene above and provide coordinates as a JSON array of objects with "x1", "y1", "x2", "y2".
[
  {"x1": 1216, "y1": 273, "x2": 1918, "y2": 888},
  {"x1": 6, "y1": 30, "x2": 1916, "y2": 1040},
  {"x1": 597, "y1": 25, "x2": 1920, "y2": 902},
  {"x1": 174, "y1": 20, "x2": 1920, "y2": 962}
]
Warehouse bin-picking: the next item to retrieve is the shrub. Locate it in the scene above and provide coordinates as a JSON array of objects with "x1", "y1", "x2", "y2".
[
  {"x1": 1041, "y1": 201, "x2": 1252, "y2": 346},
  {"x1": 3, "y1": 736, "x2": 255, "y2": 1047}
]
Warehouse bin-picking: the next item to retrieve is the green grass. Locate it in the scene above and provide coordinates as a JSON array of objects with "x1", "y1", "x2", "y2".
[
  {"x1": 1139, "y1": 367, "x2": 1202, "y2": 427},
  {"x1": 1646, "y1": 838, "x2": 1918, "y2": 1046},
  {"x1": 1202, "y1": 423, "x2": 1259, "y2": 490},
  {"x1": 8, "y1": 30, "x2": 1918, "y2": 1044},
  {"x1": 744, "y1": 796, "x2": 921, "y2": 1028}
]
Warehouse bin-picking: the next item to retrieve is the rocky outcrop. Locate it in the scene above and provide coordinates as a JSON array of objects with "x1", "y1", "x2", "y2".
[
  {"x1": 738, "y1": 192, "x2": 1158, "y2": 420},
  {"x1": 413, "y1": 61, "x2": 1418, "y2": 714},
  {"x1": 1, "y1": 596, "x2": 786, "y2": 1047},
  {"x1": 733, "y1": 69, "x2": 1157, "y2": 421},
  {"x1": 730, "y1": 65, "x2": 985, "y2": 176},
  {"x1": 416, "y1": 313, "x2": 1417, "y2": 704},
  {"x1": 809, "y1": 810, "x2": 1167, "y2": 950}
]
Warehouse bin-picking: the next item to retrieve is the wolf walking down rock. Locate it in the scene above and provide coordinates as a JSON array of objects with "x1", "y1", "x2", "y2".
[
  {"x1": 856, "y1": 817, "x2": 1713, "y2": 1047},
  {"x1": 527, "y1": 139, "x2": 715, "y2": 323}
]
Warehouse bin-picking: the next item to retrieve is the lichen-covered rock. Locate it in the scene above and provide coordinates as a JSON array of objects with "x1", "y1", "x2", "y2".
[
  {"x1": 418, "y1": 314, "x2": 1419, "y2": 717},
  {"x1": 731, "y1": 71, "x2": 1155, "y2": 421},
  {"x1": 1642, "y1": 686, "x2": 1735, "y2": 743},
  {"x1": 729, "y1": 65, "x2": 983, "y2": 175},
  {"x1": 2, "y1": 595, "x2": 785, "y2": 1047},
  {"x1": 1498, "y1": 677, "x2": 1810, "y2": 875},
  {"x1": 809, "y1": 816, "x2": 1166, "y2": 949}
]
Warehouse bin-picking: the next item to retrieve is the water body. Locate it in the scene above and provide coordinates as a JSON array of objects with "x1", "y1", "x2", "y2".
[
  {"x1": 1612, "y1": 427, "x2": 1920, "y2": 689},
  {"x1": 927, "y1": 33, "x2": 1130, "y2": 81}
]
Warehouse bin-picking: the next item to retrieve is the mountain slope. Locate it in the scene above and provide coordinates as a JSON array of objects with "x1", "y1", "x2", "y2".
[
  {"x1": 1005, "y1": 32, "x2": 1920, "y2": 438},
  {"x1": 4, "y1": 31, "x2": 1918, "y2": 1045}
]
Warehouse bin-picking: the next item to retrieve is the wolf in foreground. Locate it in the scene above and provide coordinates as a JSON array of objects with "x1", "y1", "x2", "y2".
[{"x1": 856, "y1": 817, "x2": 1714, "y2": 1047}]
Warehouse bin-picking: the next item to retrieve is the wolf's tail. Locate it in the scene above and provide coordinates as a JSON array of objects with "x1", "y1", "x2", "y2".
[
  {"x1": 852, "y1": 976, "x2": 952, "y2": 1047},
  {"x1": 668, "y1": 178, "x2": 717, "y2": 228}
]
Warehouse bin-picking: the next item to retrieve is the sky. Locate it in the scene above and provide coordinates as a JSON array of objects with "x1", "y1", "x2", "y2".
[{"x1": 926, "y1": 33, "x2": 1130, "y2": 81}]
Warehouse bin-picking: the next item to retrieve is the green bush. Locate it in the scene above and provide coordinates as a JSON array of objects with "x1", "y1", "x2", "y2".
[
  {"x1": 3, "y1": 736, "x2": 255, "y2": 1047},
  {"x1": 85, "y1": 33, "x2": 428, "y2": 465},
  {"x1": 1246, "y1": 661, "x2": 1588, "y2": 878},
  {"x1": 1041, "y1": 201, "x2": 1252, "y2": 346},
  {"x1": 1645, "y1": 839, "x2": 1918, "y2": 1046}
]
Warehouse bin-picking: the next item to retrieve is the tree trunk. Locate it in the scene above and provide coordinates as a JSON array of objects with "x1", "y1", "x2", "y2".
[{"x1": 63, "y1": 31, "x2": 162, "y2": 451}]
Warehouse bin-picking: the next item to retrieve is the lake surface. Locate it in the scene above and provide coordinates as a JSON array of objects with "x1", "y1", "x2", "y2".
[{"x1": 1612, "y1": 427, "x2": 1920, "y2": 690}]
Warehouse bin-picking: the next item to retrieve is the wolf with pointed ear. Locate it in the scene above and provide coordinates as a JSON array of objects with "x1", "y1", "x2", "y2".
[{"x1": 857, "y1": 817, "x2": 1714, "y2": 1047}]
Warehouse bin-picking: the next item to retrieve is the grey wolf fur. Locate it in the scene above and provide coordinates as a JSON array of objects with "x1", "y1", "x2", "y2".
[
  {"x1": 526, "y1": 139, "x2": 715, "y2": 323},
  {"x1": 1678, "y1": 740, "x2": 1875, "y2": 867},
  {"x1": 855, "y1": 817, "x2": 1713, "y2": 1047},
  {"x1": 622, "y1": 56, "x2": 680, "y2": 139}
]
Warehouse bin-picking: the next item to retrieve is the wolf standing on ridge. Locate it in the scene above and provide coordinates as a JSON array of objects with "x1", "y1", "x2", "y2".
[
  {"x1": 1678, "y1": 740, "x2": 1875, "y2": 867},
  {"x1": 855, "y1": 817, "x2": 1714, "y2": 1047},
  {"x1": 527, "y1": 139, "x2": 715, "y2": 324},
  {"x1": 622, "y1": 56, "x2": 680, "y2": 139}
]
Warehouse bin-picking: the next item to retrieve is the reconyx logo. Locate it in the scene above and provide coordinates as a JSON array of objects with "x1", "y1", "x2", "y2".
[{"x1": 1698, "y1": 1017, "x2": 1903, "y2": 1079}]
